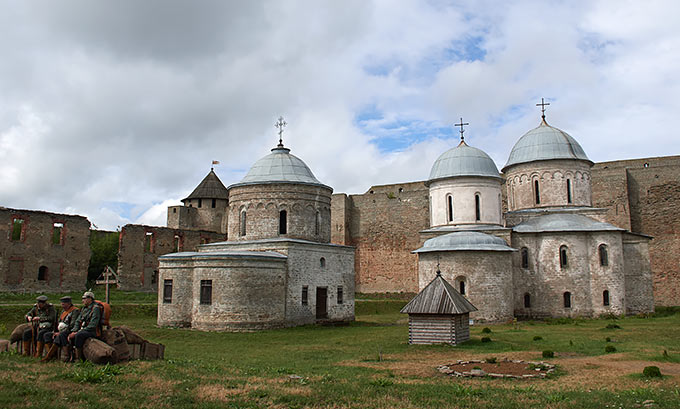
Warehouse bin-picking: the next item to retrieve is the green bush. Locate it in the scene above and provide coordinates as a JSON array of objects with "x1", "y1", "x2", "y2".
[
  {"x1": 605, "y1": 323, "x2": 621, "y2": 329},
  {"x1": 542, "y1": 350, "x2": 554, "y2": 358},
  {"x1": 485, "y1": 357, "x2": 497, "y2": 364},
  {"x1": 481, "y1": 327, "x2": 492, "y2": 334},
  {"x1": 605, "y1": 345, "x2": 617, "y2": 353},
  {"x1": 533, "y1": 336, "x2": 543, "y2": 341},
  {"x1": 605, "y1": 337, "x2": 611, "y2": 342},
  {"x1": 481, "y1": 337, "x2": 491, "y2": 343},
  {"x1": 642, "y1": 366, "x2": 662, "y2": 378}
]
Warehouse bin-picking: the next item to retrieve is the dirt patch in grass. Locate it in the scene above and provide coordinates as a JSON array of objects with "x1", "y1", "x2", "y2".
[
  {"x1": 342, "y1": 350, "x2": 680, "y2": 391},
  {"x1": 141, "y1": 375, "x2": 179, "y2": 391},
  {"x1": 195, "y1": 383, "x2": 256, "y2": 402},
  {"x1": 445, "y1": 360, "x2": 548, "y2": 376}
]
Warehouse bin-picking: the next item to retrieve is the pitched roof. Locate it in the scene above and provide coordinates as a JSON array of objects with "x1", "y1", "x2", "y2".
[
  {"x1": 400, "y1": 273, "x2": 478, "y2": 315},
  {"x1": 182, "y1": 170, "x2": 229, "y2": 201}
]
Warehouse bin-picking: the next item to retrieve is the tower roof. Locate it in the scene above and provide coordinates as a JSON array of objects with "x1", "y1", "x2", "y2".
[
  {"x1": 512, "y1": 213, "x2": 624, "y2": 233},
  {"x1": 428, "y1": 140, "x2": 501, "y2": 184},
  {"x1": 502, "y1": 119, "x2": 592, "y2": 172},
  {"x1": 228, "y1": 145, "x2": 331, "y2": 190},
  {"x1": 400, "y1": 273, "x2": 478, "y2": 315},
  {"x1": 182, "y1": 169, "x2": 229, "y2": 202}
]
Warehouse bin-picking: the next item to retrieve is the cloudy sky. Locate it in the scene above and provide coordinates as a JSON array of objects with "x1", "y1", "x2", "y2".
[{"x1": 1, "y1": 0, "x2": 678, "y2": 230}]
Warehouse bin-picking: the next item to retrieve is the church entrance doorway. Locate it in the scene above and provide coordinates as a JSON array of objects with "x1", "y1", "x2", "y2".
[{"x1": 316, "y1": 287, "x2": 328, "y2": 319}]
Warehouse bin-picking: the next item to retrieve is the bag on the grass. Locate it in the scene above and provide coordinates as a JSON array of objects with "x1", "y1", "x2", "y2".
[
  {"x1": 141, "y1": 342, "x2": 165, "y2": 360},
  {"x1": 10, "y1": 323, "x2": 31, "y2": 343},
  {"x1": 113, "y1": 325, "x2": 146, "y2": 344},
  {"x1": 101, "y1": 328, "x2": 130, "y2": 362},
  {"x1": 83, "y1": 338, "x2": 117, "y2": 364}
]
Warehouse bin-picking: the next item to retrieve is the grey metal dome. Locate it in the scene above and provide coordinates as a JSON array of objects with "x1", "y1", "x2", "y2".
[
  {"x1": 512, "y1": 213, "x2": 623, "y2": 233},
  {"x1": 228, "y1": 145, "x2": 331, "y2": 190},
  {"x1": 428, "y1": 140, "x2": 501, "y2": 183},
  {"x1": 502, "y1": 119, "x2": 592, "y2": 172},
  {"x1": 413, "y1": 231, "x2": 515, "y2": 253}
]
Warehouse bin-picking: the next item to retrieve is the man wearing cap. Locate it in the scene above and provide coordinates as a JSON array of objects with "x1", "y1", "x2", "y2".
[
  {"x1": 68, "y1": 291, "x2": 101, "y2": 361},
  {"x1": 23, "y1": 295, "x2": 57, "y2": 358},
  {"x1": 42, "y1": 296, "x2": 80, "y2": 362}
]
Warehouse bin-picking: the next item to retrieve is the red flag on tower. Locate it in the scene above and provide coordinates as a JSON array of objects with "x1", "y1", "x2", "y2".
[{"x1": 212, "y1": 160, "x2": 220, "y2": 165}]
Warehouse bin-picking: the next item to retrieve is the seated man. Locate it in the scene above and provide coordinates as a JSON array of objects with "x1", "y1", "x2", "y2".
[
  {"x1": 42, "y1": 296, "x2": 80, "y2": 362},
  {"x1": 68, "y1": 291, "x2": 101, "y2": 361},
  {"x1": 23, "y1": 295, "x2": 56, "y2": 358}
]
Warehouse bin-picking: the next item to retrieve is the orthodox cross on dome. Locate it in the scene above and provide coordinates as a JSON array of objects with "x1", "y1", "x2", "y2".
[
  {"x1": 275, "y1": 116, "x2": 287, "y2": 147},
  {"x1": 454, "y1": 118, "x2": 469, "y2": 141},
  {"x1": 536, "y1": 97, "x2": 550, "y2": 120}
]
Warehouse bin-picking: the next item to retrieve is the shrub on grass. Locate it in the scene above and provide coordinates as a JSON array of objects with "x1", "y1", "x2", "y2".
[
  {"x1": 605, "y1": 345, "x2": 617, "y2": 353},
  {"x1": 542, "y1": 350, "x2": 554, "y2": 358},
  {"x1": 605, "y1": 323, "x2": 621, "y2": 329},
  {"x1": 642, "y1": 366, "x2": 662, "y2": 378},
  {"x1": 481, "y1": 337, "x2": 491, "y2": 343},
  {"x1": 481, "y1": 327, "x2": 492, "y2": 334},
  {"x1": 606, "y1": 337, "x2": 611, "y2": 342},
  {"x1": 485, "y1": 357, "x2": 497, "y2": 364},
  {"x1": 533, "y1": 336, "x2": 543, "y2": 341}
]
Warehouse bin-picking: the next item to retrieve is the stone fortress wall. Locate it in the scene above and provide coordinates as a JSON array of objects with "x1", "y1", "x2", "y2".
[
  {"x1": 117, "y1": 224, "x2": 225, "y2": 291},
  {"x1": 330, "y1": 155, "x2": 680, "y2": 306},
  {"x1": 0, "y1": 207, "x2": 90, "y2": 292}
]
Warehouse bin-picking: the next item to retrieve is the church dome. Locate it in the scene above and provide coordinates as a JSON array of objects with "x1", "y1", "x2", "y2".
[
  {"x1": 428, "y1": 140, "x2": 501, "y2": 184},
  {"x1": 413, "y1": 231, "x2": 515, "y2": 253},
  {"x1": 502, "y1": 119, "x2": 592, "y2": 172},
  {"x1": 229, "y1": 145, "x2": 331, "y2": 190}
]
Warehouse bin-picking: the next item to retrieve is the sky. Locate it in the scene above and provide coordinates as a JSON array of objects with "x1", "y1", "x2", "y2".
[{"x1": 1, "y1": 0, "x2": 679, "y2": 231}]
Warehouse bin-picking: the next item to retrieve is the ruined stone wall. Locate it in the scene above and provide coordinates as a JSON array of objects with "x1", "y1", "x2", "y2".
[
  {"x1": 331, "y1": 182, "x2": 429, "y2": 293},
  {"x1": 117, "y1": 224, "x2": 225, "y2": 291},
  {"x1": 0, "y1": 207, "x2": 90, "y2": 292},
  {"x1": 592, "y1": 155, "x2": 680, "y2": 306},
  {"x1": 623, "y1": 234, "x2": 654, "y2": 314}
]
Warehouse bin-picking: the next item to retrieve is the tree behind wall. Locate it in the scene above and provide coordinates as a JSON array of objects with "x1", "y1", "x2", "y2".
[{"x1": 88, "y1": 230, "x2": 119, "y2": 284}]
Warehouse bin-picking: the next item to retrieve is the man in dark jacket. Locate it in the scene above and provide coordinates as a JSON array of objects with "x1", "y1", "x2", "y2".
[
  {"x1": 42, "y1": 296, "x2": 80, "y2": 362},
  {"x1": 23, "y1": 295, "x2": 56, "y2": 358},
  {"x1": 68, "y1": 291, "x2": 101, "y2": 361}
]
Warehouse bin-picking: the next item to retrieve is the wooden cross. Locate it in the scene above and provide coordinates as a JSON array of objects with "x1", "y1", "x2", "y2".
[
  {"x1": 536, "y1": 98, "x2": 550, "y2": 119},
  {"x1": 275, "y1": 116, "x2": 287, "y2": 147},
  {"x1": 454, "y1": 118, "x2": 469, "y2": 141}
]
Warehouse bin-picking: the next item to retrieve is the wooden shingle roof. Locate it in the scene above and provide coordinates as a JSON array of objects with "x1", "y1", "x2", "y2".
[
  {"x1": 182, "y1": 170, "x2": 229, "y2": 201},
  {"x1": 400, "y1": 273, "x2": 477, "y2": 315}
]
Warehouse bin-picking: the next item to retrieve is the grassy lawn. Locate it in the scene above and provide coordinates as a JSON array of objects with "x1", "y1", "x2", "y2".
[{"x1": 0, "y1": 297, "x2": 679, "y2": 408}]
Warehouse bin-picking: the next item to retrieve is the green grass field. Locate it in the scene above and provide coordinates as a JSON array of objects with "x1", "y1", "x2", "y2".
[{"x1": 1, "y1": 295, "x2": 679, "y2": 409}]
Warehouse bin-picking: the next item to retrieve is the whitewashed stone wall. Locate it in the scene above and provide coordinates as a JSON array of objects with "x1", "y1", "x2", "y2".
[
  {"x1": 227, "y1": 184, "x2": 332, "y2": 243},
  {"x1": 505, "y1": 160, "x2": 592, "y2": 211},
  {"x1": 512, "y1": 231, "x2": 626, "y2": 318},
  {"x1": 418, "y1": 251, "x2": 514, "y2": 322},
  {"x1": 429, "y1": 177, "x2": 502, "y2": 227}
]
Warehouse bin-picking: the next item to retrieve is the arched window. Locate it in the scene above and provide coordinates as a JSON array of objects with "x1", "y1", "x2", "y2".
[
  {"x1": 279, "y1": 210, "x2": 287, "y2": 234},
  {"x1": 239, "y1": 210, "x2": 247, "y2": 237},
  {"x1": 198, "y1": 198, "x2": 202, "y2": 208},
  {"x1": 447, "y1": 195, "x2": 454, "y2": 223},
  {"x1": 599, "y1": 244, "x2": 608, "y2": 266},
  {"x1": 603, "y1": 290, "x2": 610, "y2": 306},
  {"x1": 320, "y1": 257, "x2": 326, "y2": 268},
  {"x1": 563, "y1": 292, "x2": 572, "y2": 308},
  {"x1": 559, "y1": 245, "x2": 568, "y2": 268},
  {"x1": 534, "y1": 180, "x2": 541, "y2": 205},
  {"x1": 521, "y1": 247, "x2": 529, "y2": 269},
  {"x1": 38, "y1": 266, "x2": 48, "y2": 281},
  {"x1": 475, "y1": 193, "x2": 481, "y2": 221},
  {"x1": 566, "y1": 179, "x2": 572, "y2": 204},
  {"x1": 459, "y1": 281, "x2": 466, "y2": 295},
  {"x1": 524, "y1": 293, "x2": 531, "y2": 308}
]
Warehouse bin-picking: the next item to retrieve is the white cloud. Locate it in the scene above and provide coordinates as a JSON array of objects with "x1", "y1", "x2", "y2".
[{"x1": 0, "y1": 0, "x2": 678, "y2": 230}]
